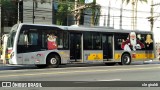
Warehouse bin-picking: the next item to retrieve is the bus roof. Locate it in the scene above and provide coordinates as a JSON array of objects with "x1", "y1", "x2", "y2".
[
  {"x1": 67, "y1": 25, "x2": 152, "y2": 34},
  {"x1": 19, "y1": 23, "x2": 152, "y2": 34},
  {"x1": 20, "y1": 23, "x2": 68, "y2": 30}
]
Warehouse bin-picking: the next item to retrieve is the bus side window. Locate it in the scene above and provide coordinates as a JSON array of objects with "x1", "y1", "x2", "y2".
[
  {"x1": 18, "y1": 34, "x2": 24, "y2": 45},
  {"x1": 63, "y1": 31, "x2": 69, "y2": 49},
  {"x1": 18, "y1": 33, "x2": 28, "y2": 45},
  {"x1": 41, "y1": 33, "x2": 47, "y2": 49},
  {"x1": 29, "y1": 33, "x2": 38, "y2": 45},
  {"x1": 57, "y1": 31, "x2": 63, "y2": 48},
  {"x1": 115, "y1": 33, "x2": 128, "y2": 50}
]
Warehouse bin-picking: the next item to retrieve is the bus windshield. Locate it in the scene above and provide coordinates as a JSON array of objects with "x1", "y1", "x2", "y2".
[{"x1": 7, "y1": 24, "x2": 18, "y2": 47}]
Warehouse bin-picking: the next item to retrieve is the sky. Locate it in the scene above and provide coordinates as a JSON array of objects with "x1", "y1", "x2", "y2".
[{"x1": 86, "y1": 0, "x2": 160, "y2": 42}]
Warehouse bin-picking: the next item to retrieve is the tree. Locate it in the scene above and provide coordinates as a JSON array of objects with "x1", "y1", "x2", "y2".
[
  {"x1": 73, "y1": 0, "x2": 100, "y2": 26},
  {"x1": 56, "y1": 2, "x2": 68, "y2": 25},
  {"x1": 122, "y1": 0, "x2": 147, "y2": 30},
  {"x1": 56, "y1": 0, "x2": 85, "y2": 25},
  {"x1": 74, "y1": 0, "x2": 85, "y2": 25},
  {"x1": 1, "y1": 0, "x2": 17, "y2": 27},
  {"x1": 55, "y1": 0, "x2": 74, "y2": 25}
]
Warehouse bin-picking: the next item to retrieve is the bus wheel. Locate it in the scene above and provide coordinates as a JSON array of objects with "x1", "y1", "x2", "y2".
[
  {"x1": 121, "y1": 54, "x2": 131, "y2": 65},
  {"x1": 105, "y1": 63, "x2": 116, "y2": 66},
  {"x1": 46, "y1": 54, "x2": 60, "y2": 68}
]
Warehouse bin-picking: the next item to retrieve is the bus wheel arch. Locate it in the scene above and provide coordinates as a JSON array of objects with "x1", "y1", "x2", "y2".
[
  {"x1": 120, "y1": 52, "x2": 131, "y2": 65},
  {"x1": 46, "y1": 52, "x2": 61, "y2": 68}
]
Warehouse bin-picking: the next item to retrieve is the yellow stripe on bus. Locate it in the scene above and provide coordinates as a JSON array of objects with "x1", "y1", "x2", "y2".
[
  {"x1": 133, "y1": 53, "x2": 155, "y2": 60},
  {"x1": 114, "y1": 53, "x2": 155, "y2": 60},
  {"x1": 114, "y1": 53, "x2": 121, "y2": 60},
  {"x1": 88, "y1": 53, "x2": 103, "y2": 61}
]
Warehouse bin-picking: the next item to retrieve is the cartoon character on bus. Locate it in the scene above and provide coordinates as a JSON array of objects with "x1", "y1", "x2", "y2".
[
  {"x1": 47, "y1": 34, "x2": 57, "y2": 50},
  {"x1": 145, "y1": 34, "x2": 153, "y2": 50},
  {"x1": 145, "y1": 34, "x2": 153, "y2": 47},
  {"x1": 121, "y1": 32, "x2": 145, "y2": 51}
]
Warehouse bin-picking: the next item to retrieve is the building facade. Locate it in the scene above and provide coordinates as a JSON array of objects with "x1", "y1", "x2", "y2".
[
  {"x1": 0, "y1": 0, "x2": 53, "y2": 35},
  {"x1": 23, "y1": 0, "x2": 52, "y2": 24},
  {"x1": 1, "y1": 0, "x2": 17, "y2": 34}
]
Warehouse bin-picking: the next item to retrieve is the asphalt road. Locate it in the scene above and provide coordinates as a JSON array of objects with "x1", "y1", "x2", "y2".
[{"x1": 0, "y1": 61, "x2": 160, "y2": 90}]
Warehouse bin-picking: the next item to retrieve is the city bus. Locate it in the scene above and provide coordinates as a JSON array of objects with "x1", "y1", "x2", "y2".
[{"x1": 7, "y1": 23, "x2": 155, "y2": 68}]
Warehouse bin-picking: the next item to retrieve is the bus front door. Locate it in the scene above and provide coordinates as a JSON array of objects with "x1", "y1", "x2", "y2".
[
  {"x1": 70, "y1": 33, "x2": 82, "y2": 62},
  {"x1": 102, "y1": 34, "x2": 113, "y2": 60}
]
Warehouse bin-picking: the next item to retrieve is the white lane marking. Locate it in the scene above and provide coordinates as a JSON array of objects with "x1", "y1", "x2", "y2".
[{"x1": 98, "y1": 79, "x2": 121, "y2": 81}]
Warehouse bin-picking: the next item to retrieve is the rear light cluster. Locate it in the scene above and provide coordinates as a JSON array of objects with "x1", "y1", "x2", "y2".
[
  {"x1": 7, "y1": 49, "x2": 12, "y2": 54},
  {"x1": 6, "y1": 48, "x2": 13, "y2": 59}
]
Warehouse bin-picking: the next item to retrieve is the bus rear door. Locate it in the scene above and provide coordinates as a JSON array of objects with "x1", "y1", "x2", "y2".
[
  {"x1": 70, "y1": 33, "x2": 82, "y2": 62},
  {"x1": 102, "y1": 34, "x2": 113, "y2": 60}
]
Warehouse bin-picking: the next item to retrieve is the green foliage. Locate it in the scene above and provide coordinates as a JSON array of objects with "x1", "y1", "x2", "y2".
[
  {"x1": 79, "y1": 0, "x2": 85, "y2": 3},
  {"x1": 122, "y1": 0, "x2": 147, "y2": 4},
  {"x1": 51, "y1": 0, "x2": 87, "y2": 25},
  {"x1": 56, "y1": 0, "x2": 85, "y2": 25},
  {"x1": 67, "y1": 0, "x2": 85, "y2": 3},
  {"x1": 2, "y1": 0, "x2": 16, "y2": 10},
  {"x1": 1, "y1": 0, "x2": 17, "y2": 27},
  {"x1": 56, "y1": 3, "x2": 69, "y2": 25}
]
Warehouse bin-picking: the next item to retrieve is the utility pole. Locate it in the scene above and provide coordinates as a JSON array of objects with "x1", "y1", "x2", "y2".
[
  {"x1": 72, "y1": 0, "x2": 99, "y2": 26},
  {"x1": 74, "y1": 0, "x2": 78, "y2": 25},
  {"x1": 33, "y1": 0, "x2": 35, "y2": 24},
  {"x1": 107, "y1": 1, "x2": 110, "y2": 27},
  {"x1": 52, "y1": 0, "x2": 54, "y2": 24},
  {"x1": 150, "y1": 0, "x2": 154, "y2": 31},
  {"x1": 17, "y1": 0, "x2": 22, "y2": 24},
  {"x1": 52, "y1": 0, "x2": 56, "y2": 24},
  {"x1": 135, "y1": 0, "x2": 138, "y2": 30},
  {"x1": 0, "y1": 4, "x2": 1, "y2": 33},
  {"x1": 120, "y1": 1, "x2": 123, "y2": 29},
  {"x1": 18, "y1": 0, "x2": 19, "y2": 24},
  {"x1": 0, "y1": 2, "x2": 4, "y2": 56},
  {"x1": 0, "y1": 4, "x2": 2, "y2": 56},
  {"x1": 131, "y1": 0, "x2": 135, "y2": 30},
  {"x1": 91, "y1": 0, "x2": 96, "y2": 26}
]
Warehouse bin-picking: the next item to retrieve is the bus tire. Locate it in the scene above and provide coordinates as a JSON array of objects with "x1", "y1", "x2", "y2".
[
  {"x1": 105, "y1": 63, "x2": 116, "y2": 66},
  {"x1": 46, "y1": 54, "x2": 60, "y2": 68},
  {"x1": 121, "y1": 54, "x2": 131, "y2": 65}
]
